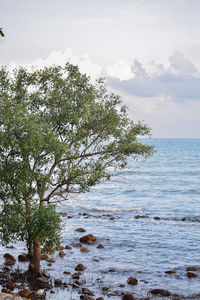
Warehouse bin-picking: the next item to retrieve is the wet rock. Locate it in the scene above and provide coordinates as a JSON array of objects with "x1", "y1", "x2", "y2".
[
  {"x1": 75, "y1": 264, "x2": 86, "y2": 271},
  {"x1": 40, "y1": 254, "x2": 48, "y2": 260},
  {"x1": 96, "y1": 298, "x2": 104, "y2": 300},
  {"x1": 73, "y1": 243, "x2": 82, "y2": 248},
  {"x1": 154, "y1": 217, "x2": 161, "y2": 220},
  {"x1": 127, "y1": 277, "x2": 138, "y2": 285},
  {"x1": 59, "y1": 251, "x2": 66, "y2": 256},
  {"x1": 18, "y1": 254, "x2": 29, "y2": 262},
  {"x1": 6, "y1": 282, "x2": 16, "y2": 290},
  {"x1": 1, "y1": 288, "x2": 11, "y2": 294},
  {"x1": 165, "y1": 270, "x2": 176, "y2": 274},
  {"x1": 3, "y1": 253, "x2": 15, "y2": 260},
  {"x1": 63, "y1": 271, "x2": 71, "y2": 275},
  {"x1": 80, "y1": 295, "x2": 94, "y2": 300},
  {"x1": 5, "y1": 259, "x2": 16, "y2": 266},
  {"x1": 47, "y1": 258, "x2": 55, "y2": 263},
  {"x1": 18, "y1": 289, "x2": 32, "y2": 298},
  {"x1": 135, "y1": 215, "x2": 149, "y2": 219},
  {"x1": 187, "y1": 271, "x2": 198, "y2": 278},
  {"x1": 47, "y1": 263, "x2": 52, "y2": 266},
  {"x1": 72, "y1": 273, "x2": 80, "y2": 280},
  {"x1": 108, "y1": 268, "x2": 116, "y2": 272},
  {"x1": 119, "y1": 284, "x2": 125, "y2": 288},
  {"x1": 6, "y1": 246, "x2": 15, "y2": 249},
  {"x1": 80, "y1": 247, "x2": 90, "y2": 252},
  {"x1": 186, "y1": 266, "x2": 200, "y2": 271},
  {"x1": 57, "y1": 245, "x2": 65, "y2": 250},
  {"x1": 82, "y1": 287, "x2": 94, "y2": 296},
  {"x1": 102, "y1": 286, "x2": 109, "y2": 291},
  {"x1": 150, "y1": 289, "x2": 171, "y2": 297},
  {"x1": 65, "y1": 245, "x2": 72, "y2": 250},
  {"x1": 80, "y1": 234, "x2": 96, "y2": 245},
  {"x1": 50, "y1": 290, "x2": 55, "y2": 294},
  {"x1": 36, "y1": 277, "x2": 50, "y2": 289},
  {"x1": 110, "y1": 217, "x2": 115, "y2": 220},
  {"x1": 59, "y1": 212, "x2": 67, "y2": 217},
  {"x1": 54, "y1": 279, "x2": 62, "y2": 286},
  {"x1": 75, "y1": 228, "x2": 86, "y2": 232},
  {"x1": 67, "y1": 215, "x2": 73, "y2": 219},
  {"x1": 97, "y1": 244, "x2": 104, "y2": 249},
  {"x1": 122, "y1": 293, "x2": 135, "y2": 300}
]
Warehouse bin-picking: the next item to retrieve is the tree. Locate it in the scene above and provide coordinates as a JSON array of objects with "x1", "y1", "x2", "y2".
[{"x1": 0, "y1": 63, "x2": 154, "y2": 276}]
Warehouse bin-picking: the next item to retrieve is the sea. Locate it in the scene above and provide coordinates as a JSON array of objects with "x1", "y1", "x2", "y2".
[{"x1": 1, "y1": 138, "x2": 200, "y2": 299}]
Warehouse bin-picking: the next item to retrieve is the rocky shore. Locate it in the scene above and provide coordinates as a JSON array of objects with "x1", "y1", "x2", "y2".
[{"x1": 1, "y1": 212, "x2": 200, "y2": 299}]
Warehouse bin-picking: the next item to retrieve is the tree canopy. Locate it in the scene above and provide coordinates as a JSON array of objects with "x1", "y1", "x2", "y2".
[{"x1": 0, "y1": 63, "x2": 154, "y2": 274}]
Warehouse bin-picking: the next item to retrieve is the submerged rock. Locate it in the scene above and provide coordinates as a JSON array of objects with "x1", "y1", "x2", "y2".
[
  {"x1": 150, "y1": 289, "x2": 171, "y2": 297},
  {"x1": 127, "y1": 277, "x2": 138, "y2": 285},
  {"x1": 80, "y1": 234, "x2": 96, "y2": 244}
]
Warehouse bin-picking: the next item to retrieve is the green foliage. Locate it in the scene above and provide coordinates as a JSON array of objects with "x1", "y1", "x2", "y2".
[
  {"x1": 0, "y1": 62, "x2": 154, "y2": 249},
  {"x1": 0, "y1": 28, "x2": 4, "y2": 37}
]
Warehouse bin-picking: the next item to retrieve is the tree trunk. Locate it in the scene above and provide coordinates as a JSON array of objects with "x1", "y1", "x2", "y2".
[{"x1": 28, "y1": 238, "x2": 42, "y2": 277}]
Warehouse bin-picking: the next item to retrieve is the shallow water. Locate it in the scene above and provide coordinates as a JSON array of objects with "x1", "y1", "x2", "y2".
[{"x1": 1, "y1": 138, "x2": 200, "y2": 299}]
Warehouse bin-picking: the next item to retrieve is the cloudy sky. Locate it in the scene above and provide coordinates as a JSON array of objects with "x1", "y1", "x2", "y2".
[{"x1": 1, "y1": 0, "x2": 200, "y2": 137}]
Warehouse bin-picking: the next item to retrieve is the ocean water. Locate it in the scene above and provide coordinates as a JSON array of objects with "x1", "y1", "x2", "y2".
[{"x1": 1, "y1": 138, "x2": 200, "y2": 299}]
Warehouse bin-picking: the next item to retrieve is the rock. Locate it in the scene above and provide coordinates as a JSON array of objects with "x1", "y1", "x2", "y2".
[
  {"x1": 80, "y1": 234, "x2": 96, "y2": 245},
  {"x1": 54, "y1": 279, "x2": 62, "y2": 286},
  {"x1": 82, "y1": 287, "x2": 94, "y2": 296},
  {"x1": 57, "y1": 245, "x2": 65, "y2": 250},
  {"x1": 3, "y1": 253, "x2": 15, "y2": 260},
  {"x1": 72, "y1": 273, "x2": 80, "y2": 280},
  {"x1": 18, "y1": 254, "x2": 29, "y2": 262},
  {"x1": 1, "y1": 288, "x2": 11, "y2": 294},
  {"x1": 65, "y1": 245, "x2": 72, "y2": 250},
  {"x1": 73, "y1": 243, "x2": 82, "y2": 248},
  {"x1": 150, "y1": 289, "x2": 171, "y2": 296},
  {"x1": 80, "y1": 247, "x2": 90, "y2": 252},
  {"x1": 75, "y1": 228, "x2": 86, "y2": 232},
  {"x1": 63, "y1": 271, "x2": 71, "y2": 275},
  {"x1": 67, "y1": 215, "x2": 73, "y2": 219},
  {"x1": 96, "y1": 298, "x2": 104, "y2": 300},
  {"x1": 127, "y1": 277, "x2": 138, "y2": 285},
  {"x1": 18, "y1": 289, "x2": 32, "y2": 298},
  {"x1": 6, "y1": 246, "x2": 15, "y2": 249},
  {"x1": 108, "y1": 268, "x2": 116, "y2": 272},
  {"x1": 59, "y1": 251, "x2": 66, "y2": 256},
  {"x1": 5, "y1": 259, "x2": 16, "y2": 266},
  {"x1": 44, "y1": 247, "x2": 54, "y2": 254},
  {"x1": 119, "y1": 284, "x2": 125, "y2": 288},
  {"x1": 187, "y1": 266, "x2": 200, "y2": 271},
  {"x1": 122, "y1": 293, "x2": 135, "y2": 300},
  {"x1": 47, "y1": 258, "x2": 55, "y2": 263},
  {"x1": 6, "y1": 282, "x2": 16, "y2": 290},
  {"x1": 187, "y1": 271, "x2": 198, "y2": 278},
  {"x1": 97, "y1": 244, "x2": 104, "y2": 249},
  {"x1": 135, "y1": 215, "x2": 148, "y2": 219},
  {"x1": 50, "y1": 290, "x2": 55, "y2": 294},
  {"x1": 102, "y1": 286, "x2": 109, "y2": 291},
  {"x1": 80, "y1": 295, "x2": 92, "y2": 300},
  {"x1": 165, "y1": 270, "x2": 176, "y2": 274},
  {"x1": 36, "y1": 277, "x2": 50, "y2": 289},
  {"x1": 47, "y1": 263, "x2": 52, "y2": 266},
  {"x1": 110, "y1": 217, "x2": 115, "y2": 220},
  {"x1": 75, "y1": 264, "x2": 86, "y2": 271},
  {"x1": 154, "y1": 217, "x2": 161, "y2": 220},
  {"x1": 59, "y1": 212, "x2": 67, "y2": 217}
]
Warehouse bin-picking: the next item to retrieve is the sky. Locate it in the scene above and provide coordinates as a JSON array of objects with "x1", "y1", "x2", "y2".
[{"x1": 1, "y1": 0, "x2": 200, "y2": 137}]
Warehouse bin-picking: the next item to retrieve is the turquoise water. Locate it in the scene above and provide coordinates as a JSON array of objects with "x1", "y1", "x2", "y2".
[{"x1": 1, "y1": 138, "x2": 200, "y2": 299}]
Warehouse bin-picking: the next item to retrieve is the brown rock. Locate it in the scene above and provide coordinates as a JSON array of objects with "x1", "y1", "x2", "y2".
[
  {"x1": 6, "y1": 245, "x2": 15, "y2": 249},
  {"x1": 135, "y1": 215, "x2": 148, "y2": 219},
  {"x1": 18, "y1": 254, "x2": 30, "y2": 262},
  {"x1": 165, "y1": 269, "x2": 176, "y2": 274},
  {"x1": 72, "y1": 273, "x2": 80, "y2": 280},
  {"x1": 108, "y1": 268, "x2": 116, "y2": 272},
  {"x1": 59, "y1": 251, "x2": 66, "y2": 256},
  {"x1": 102, "y1": 286, "x2": 109, "y2": 291},
  {"x1": 75, "y1": 228, "x2": 86, "y2": 232},
  {"x1": 187, "y1": 266, "x2": 200, "y2": 271},
  {"x1": 36, "y1": 277, "x2": 50, "y2": 289},
  {"x1": 3, "y1": 253, "x2": 15, "y2": 260},
  {"x1": 50, "y1": 290, "x2": 55, "y2": 294},
  {"x1": 47, "y1": 258, "x2": 56, "y2": 263},
  {"x1": 80, "y1": 295, "x2": 91, "y2": 300},
  {"x1": 80, "y1": 234, "x2": 96, "y2": 245},
  {"x1": 82, "y1": 287, "x2": 94, "y2": 296},
  {"x1": 127, "y1": 277, "x2": 138, "y2": 285},
  {"x1": 5, "y1": 259, "x2": 16, "y2": 266},
  {"x1": 6, "y1": 282, "x2": 16, "y2": 290},
  {"x1": 18, "y1": 289, "x2": 32, "y2": 298},
  {"x1": 63, "y1": 271, "x2": 71, "y2": 275},
  {"x1": 97, "y1": 244, "x2": 104, "y2": 249},
  {"x1": 1, "y1": 288, "x2": 11, "y2": 294},
  {"x1": 47, "y1": 263, "x2": 52, "y2": 266},
  {"x1": 122, "y1": 293, "x2": 135, "y2": 300},
  {"x1": 73, "y1": 243, "x2": 82, "y2": 248},
  {"x1": 75, "y1": 264, "x2": 86, "y2": 271},
  {"x1": 154, "y1": 217, "x2": 161, "y2": 220},
  {"x1": 40, "y1": 254, "x2": 48, "y2": 260},
  {"x1": 187, "y1": 271, "x2": 198, "y2": 278},
  {"x1": 65, "y1": 245, "x2": 72, "y2": 250},
  {"x1": 57, "y1": 245, "x2": 65, "y2": 250},
  {"x1": 96, "y1": 298, "x2": 104, "y2": 300},
  {"x1": 55, "y1": 279, "x2": 62, "y2": 286},
  {"x1": 80, "y1": 247, "x2": 90, "y2": 252},
  {"x1": 150, "y1": 289, "x2": 171, "y2": 296}
]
